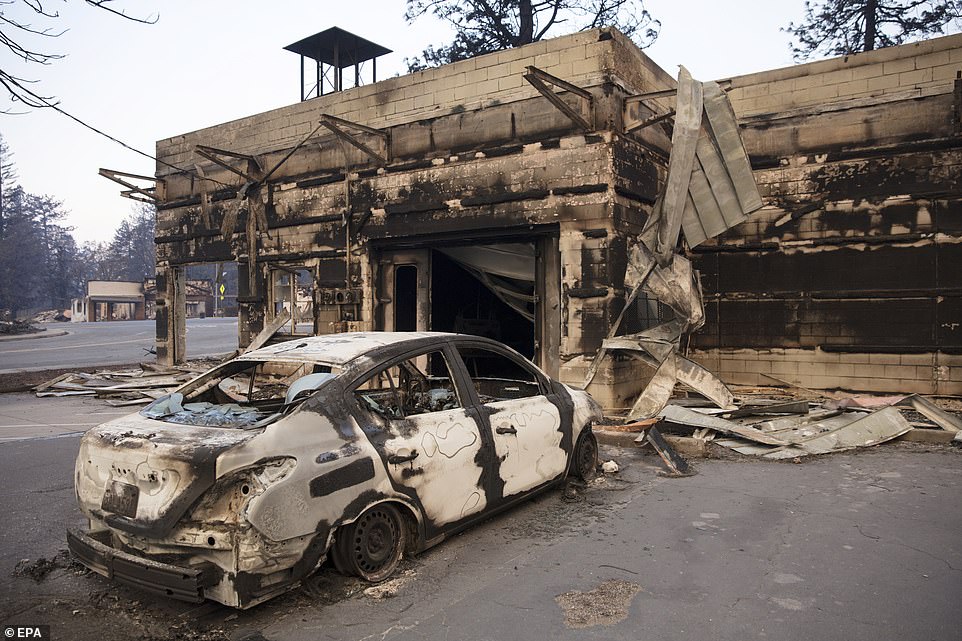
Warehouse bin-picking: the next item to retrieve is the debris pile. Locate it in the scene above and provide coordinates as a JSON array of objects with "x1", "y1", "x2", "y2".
[
  {"x1": 33, "y1": 363, "x2": 208, "y2": 406},
  {"x1": 31, "y1": 309, "x2": 70, "y2": 323},
  {"x1": 0, "y1": 318, "x2": 42, "y2": 335},
  {"x1": 650, "y1": 388, "x2": 961, "y2": 459}
]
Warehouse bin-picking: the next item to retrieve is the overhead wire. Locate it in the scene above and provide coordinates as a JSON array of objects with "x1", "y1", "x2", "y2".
[{"x1": 4, "y1": 74, "x2": 235, "y2": 189}]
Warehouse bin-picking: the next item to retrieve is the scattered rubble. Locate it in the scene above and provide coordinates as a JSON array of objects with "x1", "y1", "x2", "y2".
[
  {"x1": 607, "y1": 385, "x2": 962, "y2": 461},
  {"x1": 362, "y1": 570, "x2": 415, "y2": 599},
  {"x1": 12, "y1": 550, "x2": 80, "y2": 582},
  {"x1": 0, "y1": 318, "x2": 42, "y2": 335},
  {"x1": 32, "y1": 362, "x2": 213, "y2": 405},
  {"x1": 31, "y1": 309, "x2": 70, "y2": 323}
]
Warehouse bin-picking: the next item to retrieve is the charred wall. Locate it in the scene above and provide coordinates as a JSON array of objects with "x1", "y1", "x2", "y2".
[
  {"x1": 152, "y1": 28, "x2": 672, "y2": 408},
  {"x1": 690, "y1": 34, "x2": 962, "y2": 394}
]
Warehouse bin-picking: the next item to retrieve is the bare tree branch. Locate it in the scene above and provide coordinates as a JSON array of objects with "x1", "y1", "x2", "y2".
[{"x1": 0, "y1": 0, "x2": 157, "y2": 110}]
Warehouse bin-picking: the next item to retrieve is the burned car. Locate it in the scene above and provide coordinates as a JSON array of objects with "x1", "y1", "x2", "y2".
[{"x1": 68, "y1": 332, "x2": 603, "y2": 608}]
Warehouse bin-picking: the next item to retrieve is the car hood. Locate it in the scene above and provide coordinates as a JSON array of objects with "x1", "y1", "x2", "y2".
[{"x1": 76, "y1": 413, "x2": 257, "y2": 538}]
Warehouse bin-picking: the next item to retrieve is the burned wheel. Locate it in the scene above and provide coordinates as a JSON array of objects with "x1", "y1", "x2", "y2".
[
  {"x1": 334, "y1": 503, "x2": 406, "y2": 582},
  {"x1": 572, "y1": 430, "x2": 598, "y2": 481}
]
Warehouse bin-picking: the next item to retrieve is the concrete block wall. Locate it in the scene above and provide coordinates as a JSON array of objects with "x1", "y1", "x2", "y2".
[
  {"x1": 156, "y1": 29, "x2": 618, "y2": 174},
  {"x1": 725, "y1": 32, "x2": 962, "y2": 116},
  {"x1": 690, "y1": 34, "x2": 962, "y2": 396},
  {"x1": 691, "y1": 348, "x2": 962, "y2": 396}
]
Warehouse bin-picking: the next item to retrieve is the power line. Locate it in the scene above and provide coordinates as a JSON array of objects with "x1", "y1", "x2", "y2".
[{"x1": 2, "y1": 73, "x2": 235, "y2": 189}]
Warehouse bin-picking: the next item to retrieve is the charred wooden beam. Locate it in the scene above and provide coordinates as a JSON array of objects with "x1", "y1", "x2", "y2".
[
  {"x1": 194, "y1": 145, "x2": 259, "y2": 183},
  {"x1": 625, "y1": 109, "x2": 676, "y2": 134}
]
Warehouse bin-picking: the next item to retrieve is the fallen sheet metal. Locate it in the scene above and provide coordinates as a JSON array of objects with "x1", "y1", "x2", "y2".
[
  {"x1": 646, "y1": 426, "x2": 695, "y2": 476},
  {"x1": 33, "y1": 365, "x2": 199, "y2": 403},
  {"x1": 586, "y1": 67, "x2": 761, "y2": 421},
  {"x1": 759, "y1": 407, "x2": 913, "y2": 459},
  {"x1": 670, "y1": 403, "x2": 914, "y2": 459},
  {"x1": 659, "y1": 404, "x2": 787, "y2": 445},
  {"x1": 726, "y1": 400, "x2": 810, "y2": 418},
  {"x1": 655, "y1": 66, "x2": 702, "y2": 266},
  {"x1": 900, "y1": 395, "x2": 962, "y2": 433}
]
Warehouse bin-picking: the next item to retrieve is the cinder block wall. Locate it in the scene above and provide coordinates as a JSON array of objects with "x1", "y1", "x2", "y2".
[{"x1": 689, "y1": 34, "x2": 962, "y2": 395}]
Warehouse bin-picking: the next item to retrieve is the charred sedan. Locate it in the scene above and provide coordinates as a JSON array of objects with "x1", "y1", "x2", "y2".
[{"x1": 69, "y1": 332, "x2": 602, "y2": 608}]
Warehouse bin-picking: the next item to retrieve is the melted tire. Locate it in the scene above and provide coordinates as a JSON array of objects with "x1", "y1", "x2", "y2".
[{"x1": 573, "y1": 430, "x2": 599, "y2": 481}]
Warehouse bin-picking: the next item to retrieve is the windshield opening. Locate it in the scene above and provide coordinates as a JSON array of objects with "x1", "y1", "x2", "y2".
[{"x1": 142, "y1": 359, "x2": 340, "y2": 428}]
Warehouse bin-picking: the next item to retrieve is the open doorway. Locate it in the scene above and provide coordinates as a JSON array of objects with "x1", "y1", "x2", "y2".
[
  {"x1": 431, "y1": 250, "x2": 535, "y2": 359},
  {"x1": 377, "y1": 235, "x2": 559, "y2": 372}
]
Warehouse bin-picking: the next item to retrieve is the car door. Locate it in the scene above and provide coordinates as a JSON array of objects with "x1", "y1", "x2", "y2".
[
  {"x1": 349, "y1": 347, "x2": 490, "y2": 531},
  {"x1": 454, "y1": 343, "x2": 566, "y2": 498}
]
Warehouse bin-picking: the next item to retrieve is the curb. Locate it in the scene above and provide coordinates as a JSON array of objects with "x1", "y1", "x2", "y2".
[
  {"x1": 0, "y1": 329, "x2": 70, "y2": 342},
  {"x1": 595, "y1": 429, "x2": 644, "y2": 448},
  {"x1": 596, "y1": 428, "x2": 712, "y2": 458}
]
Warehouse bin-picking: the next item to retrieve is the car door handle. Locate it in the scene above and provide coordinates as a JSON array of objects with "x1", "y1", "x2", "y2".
[
  {"x1": 496, "y1": 426, "x2": 517, "y2": 435},
  {"x1": 388, "y1": 450, "x2": 419, "y2": 464}
]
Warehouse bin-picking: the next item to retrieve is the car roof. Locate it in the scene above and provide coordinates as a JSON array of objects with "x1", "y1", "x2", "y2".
[{"x1": 240, "y1": 331, "x2": 464, "y2": 366}]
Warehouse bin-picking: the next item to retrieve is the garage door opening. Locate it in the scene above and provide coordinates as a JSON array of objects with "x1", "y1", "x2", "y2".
[
  {"x1": 431, "y1": 248, "x2": 535, "y2": 360},
  {"x1": 378, "y1": 234, "x2": 558, "y2": 375}
]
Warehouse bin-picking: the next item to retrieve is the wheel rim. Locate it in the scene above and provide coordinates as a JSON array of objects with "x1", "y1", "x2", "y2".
[
  {"x1": 577, "y1": 434, "x2": 597, "y2": 478},
  {"x1": 352, "y1": 507, "x2": 400, "y2": 577}
]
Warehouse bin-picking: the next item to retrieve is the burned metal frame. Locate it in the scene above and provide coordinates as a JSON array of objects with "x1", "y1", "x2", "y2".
[
  {"x1": 194, "y1": 145, "x2": 262, "y2": 183},
  {"x1": 523, "y1": 65, "x2": 594, "y2": 132},
  {"x1": 98, "y1": 168, "x2": 164, "y2": 203},
  {"x1": 318, "y1": 114, "x2": 390, "y2": 166}
]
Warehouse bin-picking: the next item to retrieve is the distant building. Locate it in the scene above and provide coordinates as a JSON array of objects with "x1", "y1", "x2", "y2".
[
  {"x1": 72, "y1": 281, "x2": 145, "y2": 322},
  {"x1": 144, "y1": 279, "x2": 213, "y2": 319}
]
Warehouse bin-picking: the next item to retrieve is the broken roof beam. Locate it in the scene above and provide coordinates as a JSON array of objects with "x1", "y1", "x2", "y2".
[
  {"x1": 523, "y1": 65, "x2": 593, "y2": 132},
  {"x1": 98, "y1": 168, "x2": 164, "y2": 203},
  {"x1": 319, "y1": 113, "x2": 390, "y2": 166}
]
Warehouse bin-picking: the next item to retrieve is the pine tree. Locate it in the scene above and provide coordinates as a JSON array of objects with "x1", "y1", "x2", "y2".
[{"x1": 786, "y1": 0, "x2": 962, "y2": 60}]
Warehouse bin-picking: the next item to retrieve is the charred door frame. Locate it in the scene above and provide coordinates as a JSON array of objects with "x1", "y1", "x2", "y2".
[{"x1": 371, "y1": 224, "x2": 561, "y2": 377}]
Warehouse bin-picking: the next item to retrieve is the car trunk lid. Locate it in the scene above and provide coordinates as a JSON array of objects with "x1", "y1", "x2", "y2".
[{"x1": 76, "y1": 415, "x2": 256, "y2": 538}]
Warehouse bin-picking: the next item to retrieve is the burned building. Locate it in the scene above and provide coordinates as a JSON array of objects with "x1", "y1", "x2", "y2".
[
  {"x1": 146, "y1": 28, "x2": 961, "y2": 408},
  {"x1": 693, "y1": 34, "x2": 962, "y2": 396}
]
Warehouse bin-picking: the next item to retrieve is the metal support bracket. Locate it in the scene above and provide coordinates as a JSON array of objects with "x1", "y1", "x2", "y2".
[
  {"x1": 194, "y1": 145, "x2": 262, "y2": 183},
  {"x1": 522, "y1": 65, "x2": 594, "y2": 132},
  {"x1": 623, "y1": 81, "x2": 731, "y2": 136},
  {"x1": 319, "y1": 113, "x2": 390, "y2": 165},
  {"x1": 98, "y1": 168, "x2": 164, "y2": 203}
]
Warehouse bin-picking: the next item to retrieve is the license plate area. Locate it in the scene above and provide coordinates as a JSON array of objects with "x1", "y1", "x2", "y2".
[{"x1": 101, "y1": 481, "x2": 139, "y2": 518}]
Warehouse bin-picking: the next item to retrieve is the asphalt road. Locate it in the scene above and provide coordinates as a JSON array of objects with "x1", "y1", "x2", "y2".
[
  {"x1": 0, "y1": 394, "x2": 959, "y2": 641},
  {"x1": 0, "y1": 318, "x2": 238, "y2": 372}
]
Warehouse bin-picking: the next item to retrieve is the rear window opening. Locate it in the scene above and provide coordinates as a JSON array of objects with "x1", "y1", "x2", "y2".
[{"x1": 143, "y1": 359, "x2": 340, "y2": 428}]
